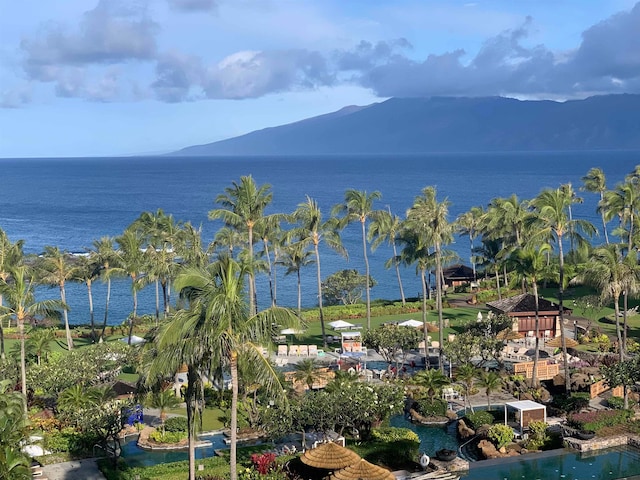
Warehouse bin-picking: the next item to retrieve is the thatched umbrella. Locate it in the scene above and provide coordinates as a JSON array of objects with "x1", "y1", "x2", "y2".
[
  {"x1": 546, "y1": 336, "x2": 578, "y2": 348},
  {"x1": 497, "y1": 329, "x2": 524, "y2": 341},
  {"x1": 301, "y1": 442, "x2": 361, "y2": 470},
  {"x1": 329, "y1": 459, "x2": 395, "y2": 480}
]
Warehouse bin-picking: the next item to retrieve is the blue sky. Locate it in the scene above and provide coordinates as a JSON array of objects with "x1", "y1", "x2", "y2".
[{"x1": 0, "y1": 0, "x2": 638, "y2": 158}]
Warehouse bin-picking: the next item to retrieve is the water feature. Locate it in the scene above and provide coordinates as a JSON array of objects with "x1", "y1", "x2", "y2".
[
  {"x1": 119, "y1": 433, "x2": 228, "y2": 468},
  {"x1": 459, "y1": 445, "x2": 640, "y2": 480},
  {"x1": 390, "y1": 415, "x2": 460, "y2": 455}
]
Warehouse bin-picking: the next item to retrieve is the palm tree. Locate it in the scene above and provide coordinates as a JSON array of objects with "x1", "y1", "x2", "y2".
[
  {"x1": 26, "y1": 328, "x2": 55, "y2": 365},
  {"x1": 560, "y1": 183, "x2": 584, "y2": 255},
  {"x1": 0, "y1": 230, "x2": 24, "y2": 360},
  {"x1": 177, "y1": 222, "x2": 208, "y2": 270},
  {"x1": 57, "y1": 384, "x2": 95, "y2": 411},
  {"x1": 90, "y1": 237, "x2": 122, "y2": 341},
  {"x1": 507, "y1": 243, "x2": 551, "y2": 387},
  {"x1": 255, "y1": 215, "x2": 284, "y2": 307},
  {"x1": 412, "y1": 368, "x2": 450, "y2": 402},
  {"x1": 456, "y1": 206, "x2": 484, "y2": 278},
  {"x1": 72, "y1": 255, "x2": 100, "y2": 342},
  {"x1": 278, "y1": 241, "x2": 314, "y2": 316},
  {"x1": 150, "y1": 256, "x2": 300, "y2": 480},
  {"x1": 290, "y1": 196, "x2": 345, "y2": 348},
  {"x1": 332, "y1": 189, "x2": 381, "y2": 329},
  {"x1": 584, "y1": 244, "x2": 638, "y2": 360},
  {"x1": 455, "y1": 363, "x2": 478, "y2": 413},
  {"x1": 581, "y1": 167, "x2": 609, "y2": 244},
  {"x1": 477, "y1": 371, "x2": 502, "y2": 411},
  {"x1": 292, "y1": 358, "x2": 326, "y2": 391},
  {"x1": 0, "y1": 266, "x2": 63, "y2": 402},
  {"x1": 146, "y1": 387, "x2": 181, "y2": 430},
  {"x1": 405, "y1": 187, "x2": 452, "y2": 372},
  {"x1": 0, "y1": 379, "x2": 30, "y2": 480},
  {"x1": 117, "y1": 227, "x2": 146, "y2": 345},
  {"x1": 473, "y1": 238, "x2": 504, "y2": 300},
  {"x1": 209, "y1": 176, "x2": 275, "y2": 315},
  {"x1": 369, "y1": 207, "x2": 406, "y2": 306},
  {"x1": 37, "y1": 246, "x2": 75, "y2": 350},
  {"x1": 529, "y1": 187, "x2": 595, "y2": 392}
]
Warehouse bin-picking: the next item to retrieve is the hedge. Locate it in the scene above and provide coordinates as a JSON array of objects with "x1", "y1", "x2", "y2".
[{"x1": 567, "y1": 409, "x2": 633, "y2": 433}]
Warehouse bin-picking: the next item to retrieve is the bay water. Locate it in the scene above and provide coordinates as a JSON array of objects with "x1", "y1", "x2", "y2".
[{"x1": 1, "y1": 151, "x2": 638, "y2": 326}]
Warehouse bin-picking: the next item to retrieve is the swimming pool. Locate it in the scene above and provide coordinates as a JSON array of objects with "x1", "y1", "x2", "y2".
[
  {"x1": 119, "y1": 433, "x2": 228, "y2": 468},
  {"x1": 390, "y1": 415, "x2": 460, "y2": 455},
  {"x1": 459, "y1": 445, "x2": 640, "y2": 480}
]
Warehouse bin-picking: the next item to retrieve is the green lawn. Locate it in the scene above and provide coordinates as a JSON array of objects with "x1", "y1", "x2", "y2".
[{"x1": 166, "y1": 406, "x2": 225, "y2": 431}]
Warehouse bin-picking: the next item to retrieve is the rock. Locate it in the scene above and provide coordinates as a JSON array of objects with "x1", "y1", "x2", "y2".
[
  {"x1": 457, "y1": 419, "x2": 475, "y2": 440},
  {"x1": 446, "y1": 410, "x2": 458, "y2": 421},
  {"x1": 478, "y1": 439, "x2": 500, "y2": 459}
]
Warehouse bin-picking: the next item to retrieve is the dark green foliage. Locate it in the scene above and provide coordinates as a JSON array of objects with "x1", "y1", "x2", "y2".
[
  {"x1": 551, "y1": 392, "x2": 591, "y2": 413},
  {"x1": 163, "y1": 416, "x2": 188, "y2": 432},
  {"x1": 416, "y1": 398, "x2": 447, "y2": 417},
  {"x1": 353, "y1": 427, "x2": 420, "y2": 470},
  {"x1": 465, "y1": 411, "x2": 494, "y2": 429},
  {"x1": 321, "y1": 269, "x2": 376, "y2": 306},
  {"x1": 607, "y1": 396, "x2": 637, "y2": 409},
  {"x1": 567, "y1": 409, "x2": 632, "y2": 433}
]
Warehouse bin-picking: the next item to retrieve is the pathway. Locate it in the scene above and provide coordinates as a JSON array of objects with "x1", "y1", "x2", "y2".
[{"x1": 42, "y1": 458, "x2": 106, "y2": 480}]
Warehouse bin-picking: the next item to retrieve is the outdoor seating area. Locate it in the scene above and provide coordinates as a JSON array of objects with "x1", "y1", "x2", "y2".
[{"x1": 277, "y1": 344, "x2": 324, "y2": 357}]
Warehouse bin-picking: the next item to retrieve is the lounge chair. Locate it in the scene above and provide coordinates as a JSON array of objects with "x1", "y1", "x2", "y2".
[
  {"x1": 299, "y1": 345, "x2": 309, "y2": 356},
  {"x1": 277, "y1": 345, "x2": 288, "y2": 356},
  {"x1": 289, "y1": 345, "x2": 300, "y2": 356},
  {"x1": 308, "y1": 345, "x2": 318, "y2": 356}
]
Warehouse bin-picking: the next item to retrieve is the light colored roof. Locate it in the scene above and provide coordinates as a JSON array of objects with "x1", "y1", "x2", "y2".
[
  {"x1": 341, "y1": 331, "x2": 361, "y2": 339},
  {"x1": 505, "y1": 400, "x2": 546, "y2": 411},
  {"x1": 329, "y1": 320, "x2": 355, "y2": 329},
  {"x1": 398, "y1": 319, "x2": 423, "y2": 327}
]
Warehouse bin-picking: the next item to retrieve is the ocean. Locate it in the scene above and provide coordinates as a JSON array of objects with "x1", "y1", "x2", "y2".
[{"x1": 1, "y1": 151, "x2": 638, "y2": 326}]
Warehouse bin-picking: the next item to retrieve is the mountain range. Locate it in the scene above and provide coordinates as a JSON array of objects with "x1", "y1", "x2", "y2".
[{"x1": 171, "y1": 94, "x2": 640, "y2": 155}]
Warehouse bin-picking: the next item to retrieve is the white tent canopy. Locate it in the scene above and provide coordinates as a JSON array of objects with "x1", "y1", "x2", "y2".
[
  {"x1": 398, "y1": 319, "x2": 423, "y2": 328},
  {"x1": 280, "y1": 328, "x2": 305, "y2": 335},
  {"x1": 329, "y1": 320, "x2": 355, "y2": 330},
  {"x1": 120, "y1": 335, "x2": 146, "y2": 345}
]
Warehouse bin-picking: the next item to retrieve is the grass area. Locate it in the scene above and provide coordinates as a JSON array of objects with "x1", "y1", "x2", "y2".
[{"x1": 166, "y1": 406, "x2": 225, "y2": 431}]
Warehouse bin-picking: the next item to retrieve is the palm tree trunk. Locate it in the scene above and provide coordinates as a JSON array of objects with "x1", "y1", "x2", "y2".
[
  {"x1": 155, "y1": 279, "x2": 160, "y2": 325},
  {"x1": 495, "y1": 267, "x2": 502, "y2": 300},
  {"x1": 263, "y1": 240, "x2": 275, "y2": 307},
  {"x1": 230, "y1": 351, "x2": 239, "y2": 480},
  {"x1": 0, "y1": 322, "x2": 5, "y2": 360},
  {"x1": 622, "y1": 291, "x2": 628, "y2": 354},
  {"x1": 435, "y1": 242, "x2": 445, "y2": 373},
  {"x1": 296, "y1": 269, "x2": 302, "y2": 316},
  {"x1": 600, "y1": 191, "x2": 609, "y2": 244},
  {"x1": 248, "y1": 227, "x2": 256, "y2": 316},
  {"x1": 558, "y1": 235, "x2": 571, "y2": 393},
  {"x1": 531, "y1": 281, "x2": 540, "y2": 388},
  {"x1": 19, "y1": 317, "x2": 27, "y2": 401},
  {"x1": 314, "y1": 242, "x2": 327, "y2": 348},
  {"x1": 361, "y1": 220, "x2": 372, "y2": 330},
  {"x1": 60, "y1": 283, "x2": 73, "y2": 350},
  {"x1": 100, "y1": 277, "x2": 111, "y2": 341},
  {"x1": 613, "y1": 293, "x2": 623, "y2": 363},
  {"x1": 186, "y1": 366, "x2": 198, "y2": 480},
  {"x1": 421, "y1": 268, "x2": 428, "y2": 362},
  {"x1": 161, "y1": 279, "x2": 168, "y2": 318},
  {"x1": 87, "y1": 280, "x2": 95, "y2": 342},
  {"x1": 392, "y1": 241, "x2": 406, "y2": 306}
]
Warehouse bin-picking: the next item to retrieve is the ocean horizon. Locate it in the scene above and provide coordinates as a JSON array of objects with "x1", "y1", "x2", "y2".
[{"x1": 1, "y1": 151, "x2": 638, "y2": 326}]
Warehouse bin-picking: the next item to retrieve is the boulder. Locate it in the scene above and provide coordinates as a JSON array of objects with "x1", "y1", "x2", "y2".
[{"x1": 457, "y1": 419, "x2": 475, "y2": 440}]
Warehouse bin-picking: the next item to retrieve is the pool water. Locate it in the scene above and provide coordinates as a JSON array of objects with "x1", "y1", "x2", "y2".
[
  {"x1": 460, "y1": 445, "x2": 640, "y2": 480},
  {"x1": 120, "y1": 433, "x2": 228, "y2": 468},
  {"x1": 390, "y1": 415, "x2": 460, "y2": 455}
]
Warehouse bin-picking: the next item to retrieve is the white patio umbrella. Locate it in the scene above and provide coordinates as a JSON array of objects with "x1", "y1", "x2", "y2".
[
  {"x1": 119, "y1": 335, "x2": 146, "y2": 345},
  {"x1": 280, "y1": 328, "x2": 305, "y2": 335},
  {"x1": 476, "y1": 311, "x2": 483, "y2": 322},
  {"x1": 329, "y1": 320, "x2": 355, "y2": 330},
  {"x1": 398, "y1": 319, "x2": 423, "y2": 328}
]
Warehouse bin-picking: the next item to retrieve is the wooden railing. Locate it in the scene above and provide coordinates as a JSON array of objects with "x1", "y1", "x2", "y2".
[
  {"x1": 513, "y1": 360, "x2": 559, "y2": 380},
  {"x1": 589, "y1": 379, "x2": 623, "y2": 399}
]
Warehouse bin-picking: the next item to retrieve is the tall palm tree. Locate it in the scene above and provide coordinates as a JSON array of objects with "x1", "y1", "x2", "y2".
[
  {"x1": 57, "y1": 384, "x2": 96, "y2": 411},
  {"x1": 37, "y1": 246, "x2": 75, "y2": 350},
  {"x1": 177, "y1": 222, "x2": 208, "y2": 270},
  {"x1": 26, "y1": 328, "x2": 55, "y2": 365},
  {"x1": 412, "y1": 368, "x2": 450, "y2": 402},
  {"x1": 529, "y1": 188, "x2": 595, "y2": 392},
  {"x1": 369, "y1": 207, "x2": 406, "y2": 306},
  {"x1": 255, "y1": 215, "x2": 284, "y2": 307},
  {"x1": 146, "y1": 387, "x2": 181, "y2": 431},
  {"x1": 584, "y1": 244, "x2": 638, "y2": 360},
  {"x1": 405, "y1": 187, "x2": 452, "y2": 372},
  {"x1": 477, "y1": 371, "x2": 502, "y2": 411},
  {"x1": 0, "y1": 266, "x2": 63, "y2": 402},
  {"x1": 209, "y1": 176, "x2": 275, "y2": 315},
  {"x1": 116, "y1": 228, "x2": 146, "y2": 345},
  {"x1": 72, "y1": 255, "x2": 100, "y2": 342},
  {"x1": 603, "y1": 182, "x2": 640, "y2": 252},
  {"x1": 0, "y1": 230, "x2": 24, "y2": 360},
  {"x1": 455, "y1": 363, "x2": 478, "y2": 413},
  {"x1": 90, "y1": 237, "x2": 122, "y2": 341},
  {"x1": 456, "y1": 206, "x2": 484, "y2": 278},
  {"x1": 290, "y1": 196, "x2": 345, "y2": 348},
  {"x1": 581, "y1": 167, "x2": 609, "y2": 244},
  {"x1": 332, "y1": 189, "x2": 381, "y2": 330},
  {"x1": 278, "y1": 241, "x2": 314, "y2": 316},
  {"x1": 150, "y1": 256, "x2": 300, "y2": 480},
  {"x1": 560, "y1": 183, "x2": 584, "y2": 255},
  {"x1": 473, "y1": 238, "x2": 504, "y2": 300},
  {"x1": 507, "y1": 243, "x2": 551, "y2": 387}
]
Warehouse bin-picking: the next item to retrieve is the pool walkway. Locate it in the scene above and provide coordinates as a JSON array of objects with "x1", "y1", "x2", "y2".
[{"x1": 42, "y1": 458, "x2": 106, "y2": 480}]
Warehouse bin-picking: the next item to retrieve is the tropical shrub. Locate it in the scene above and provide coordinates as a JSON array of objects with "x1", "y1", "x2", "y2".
[
  {"x1": 607, "y1": 396, "x2": 637, "y2": 410},
  {"x1": 365, "y1": 427, "x2": 420, "y2": 469},
  {"x1": 567, "y1": 409, "x2": 632, "y2": 433},
  {"x1": 525, "y1": 421, "x2": 549, "y2": 450},
  {"x1": 415, "y1": 398, "x2": 447, "y2": 417},
  {"x1": 163, "y1": 416, "x2": 188, "y2": 432},
  {"x1": 552, "y1": 392, "x2": 590, "y2": 414},
  {"x1": 466, "y1": 411, "x2": 494, "y2": 429},
  {"x1": 249, "y1": 452, "x2": 277, "y2": 474},
  {"x1": 488, "y1": 424, "x2": 514, "y2": 449},
  {"x1": 371, "y1": 427, "x2": 419, "y2": 444},
  {"x1": 149, "y1": 430, "x2": 186, "y2": 444}
]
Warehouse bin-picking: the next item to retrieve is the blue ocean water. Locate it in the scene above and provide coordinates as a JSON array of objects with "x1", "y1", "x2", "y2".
[{"x1": 0, "y1": 152, "x2": 638, "y2": 326}]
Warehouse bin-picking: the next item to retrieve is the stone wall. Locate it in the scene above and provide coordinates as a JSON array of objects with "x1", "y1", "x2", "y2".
[{"x1": 565, "y1": 434, "x2": 640, "y2": 453}]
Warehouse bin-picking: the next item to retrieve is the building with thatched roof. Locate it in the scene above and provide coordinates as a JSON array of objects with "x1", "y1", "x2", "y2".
[
  {"x1": 442, "y1": 264, "x2": 475, "y2": 288},
  {"x1": 486, "y1": 293, "x2": 569, "y2": 339}
]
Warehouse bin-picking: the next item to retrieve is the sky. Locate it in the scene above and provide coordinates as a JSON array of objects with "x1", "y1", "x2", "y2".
[{"x1": 0, "y1": 0, "x2": 639, "y2": 158}]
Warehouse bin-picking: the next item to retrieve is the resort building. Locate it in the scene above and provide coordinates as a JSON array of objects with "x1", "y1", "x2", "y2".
[
  {"x1": 486, "y1": 293, "x2": 567, "y2": 339},
  {"x1": 442, "y1": 264, "x2": 476, "y2": 288}
]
